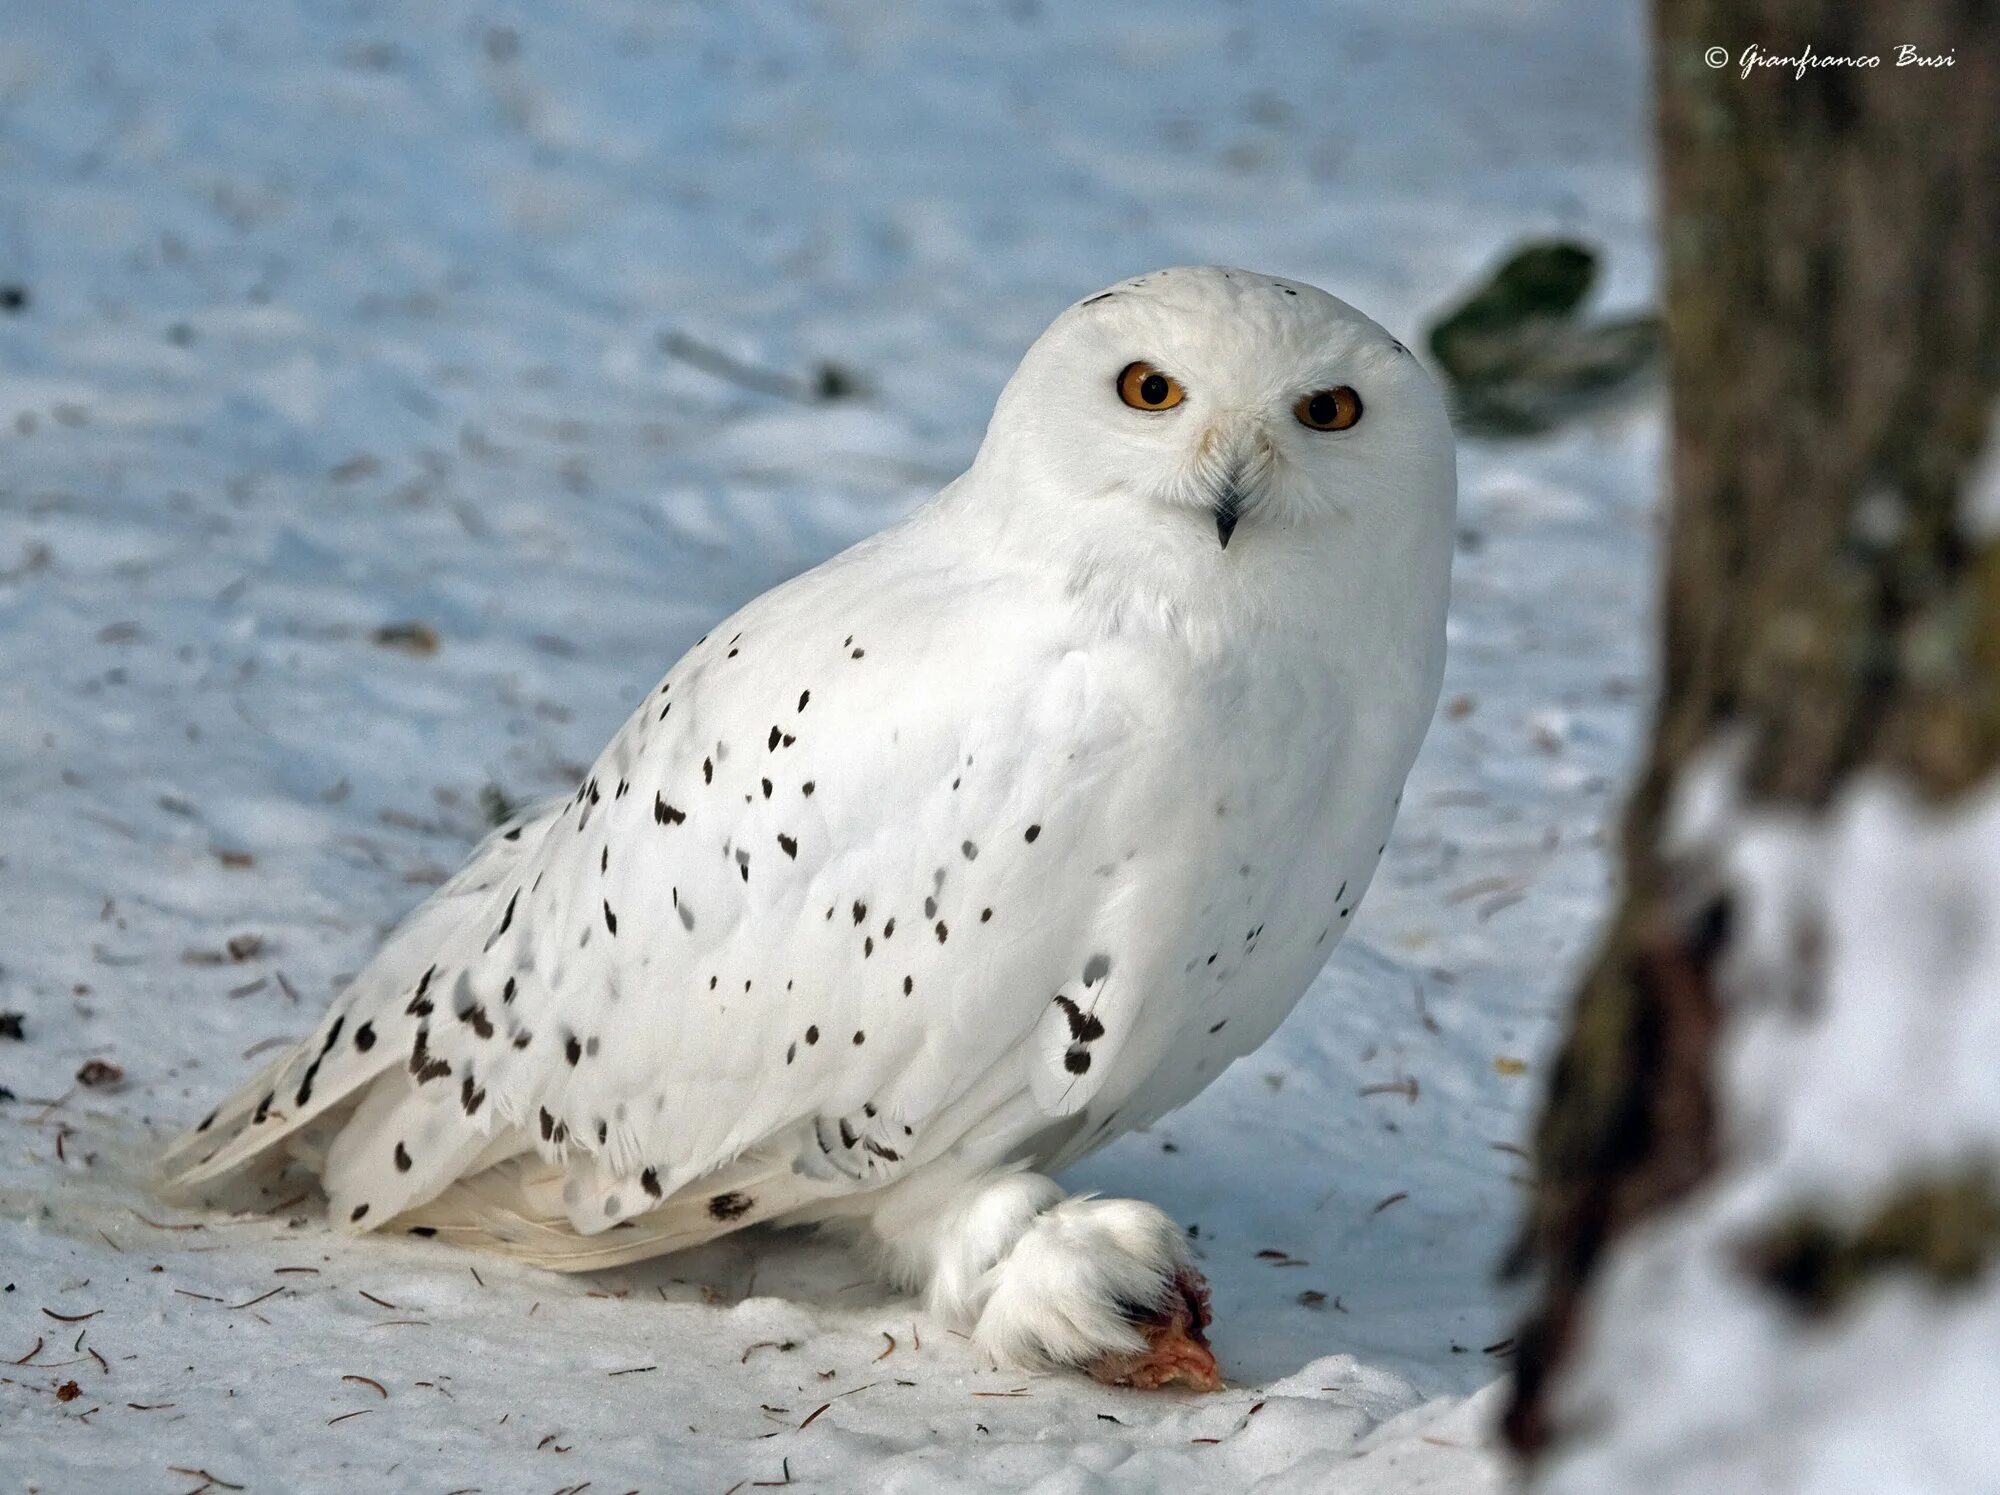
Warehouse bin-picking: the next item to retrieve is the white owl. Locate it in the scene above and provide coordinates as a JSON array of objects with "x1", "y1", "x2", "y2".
[{"x1": 163, "y1": 267, "x2": 1455, "y2": 1390}]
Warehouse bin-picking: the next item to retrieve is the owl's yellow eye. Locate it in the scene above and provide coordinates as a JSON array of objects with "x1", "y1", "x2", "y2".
[
  {"x1": 1117, "y1": 361, "x2": 1186, "y2": 411},
  {"x1": 1294, "y1": 386, "x2": 1362, "y2": 431}
]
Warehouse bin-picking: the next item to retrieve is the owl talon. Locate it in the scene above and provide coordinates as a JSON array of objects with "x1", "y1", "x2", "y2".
[{"x1": 1086, "y1": 1267, "x2": 1221, "y2": 1391}]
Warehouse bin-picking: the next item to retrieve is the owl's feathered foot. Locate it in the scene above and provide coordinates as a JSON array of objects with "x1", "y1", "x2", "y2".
[
  {"x1": 1085, "y1": 1266, "x2": 1219, "y2": 1390},
  {"x1": 868, "y1": 1171, "x2": 1223, "y2": 1391}
]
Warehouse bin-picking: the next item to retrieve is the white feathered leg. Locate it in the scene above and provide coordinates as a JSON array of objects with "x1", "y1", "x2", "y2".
[{"x1": 865, "y1": 1167, "x2": 1220, "y2": 1390}]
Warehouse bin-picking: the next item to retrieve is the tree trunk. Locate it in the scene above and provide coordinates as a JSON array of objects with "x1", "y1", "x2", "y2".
[{"x1": 1506, "y1": 0, "x2": 2000, "y2": 1464}]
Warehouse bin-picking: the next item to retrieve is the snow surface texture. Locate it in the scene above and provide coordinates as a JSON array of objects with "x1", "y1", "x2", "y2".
[
  {"x1": 0, "y1": 2, "x2": 1654, "y2": 1490},
  {"x1": 1538, "y1": 763, "x2": 2000, "y2": 1495}
]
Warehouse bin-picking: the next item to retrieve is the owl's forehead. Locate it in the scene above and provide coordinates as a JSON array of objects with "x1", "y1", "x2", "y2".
[{"x1": 1062, "y1": 266, "x2": 1387, "y2": 372}]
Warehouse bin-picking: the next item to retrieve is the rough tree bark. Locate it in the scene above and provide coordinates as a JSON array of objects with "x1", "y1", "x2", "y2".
[{"x1": 1505, "y1": 0, "x2": 2000, "y2": 1457}]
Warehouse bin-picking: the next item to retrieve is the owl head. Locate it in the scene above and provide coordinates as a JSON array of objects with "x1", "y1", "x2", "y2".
[{"x1": 966, "y1": 267, "x2": 1455, "y2": 627}]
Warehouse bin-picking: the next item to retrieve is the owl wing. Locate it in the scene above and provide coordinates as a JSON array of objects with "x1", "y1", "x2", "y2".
[{"x1": 162, "y1": 550, "x2": 1158, "y2": 1259}]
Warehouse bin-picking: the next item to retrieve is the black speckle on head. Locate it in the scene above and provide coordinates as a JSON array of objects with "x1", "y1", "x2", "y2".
[
  {"x1": 709, "y1": 1191, "x2": 753, "y2": 1220},
  {"x1": 394, "y1": 1141, "x2": 412, "y2": 1172},
  {"x1": 1063, "y1": 1049, "x2": 1092, "y2": 1075},
  {"x1": 761, "y1": 777, "x2": 773, "y2": 798},
  {"x1": 778, "y1": 832, "x2": 798, "y2": 859},
  {"x1": 923, "y1": 896, "x2": 937, "y2": 919},
  {"x1": 851, "y1": 648, "x2": 864, "y2": 660},
  {"x1": 882, "y1": 917, "x2": 896, "y2": 939},
  {"x1": 797, "y1": 690, "x2": 810, "y2": 712},
  {"x1": 597, "y1": 1120, "x2": 608, "y2": 1144},
  {"x1": 961, "y1": 840, "x2": 978, "y2": 861},
  {"x1": 903, "y1": 975, "x2": 913, "y2": 995},
  {"x1": 1209, "y1": 1019, "x2": 1228, "y2": 1034},
  {"x1": 709, "y1": 975, "x2": 718, "y2": 990},
  {"x1": 655, "y1": 794, "x2": 687, "y2": 826},
  {"x1": 601, "y1": 845, "x2": 609, "y2": 874},
  {"x1": 1024, "y1": 824, "x2": 1041, "y2": 844},
  {"x1": 768, "y1": 725, "x2": 782, "y2": 752},
  {"x1": 350, "y1": 1203, "x2": 370, "y2": 1222},
  {"x1": 853, "y1": 1029, "x2": 865, "y2": 1045},
  {"x1": 802, "y1": 781, "x2": 815, "y2": 797},
  {"x1": 565, "y1": 1034, "x2": 583, "y2": 1066},
  {"x1": 864, "y1": 936, "x2": 874, "y2": 957},
  {"x1": 354, "y1": 1021, "x2": 377, "y2": 1051},
  {"x1": 934, "y1": 921, "x2": 948, "y2": 943},
  {"x1": 786, "y1": 1042, "x2": 796, "y2": 1064},
  {"x1": 603, "y1": 901, "x2": 618, "y2": 935},
  {"x1": 703, "y1": 758, "x2": 714, "y2": 784},
  {"x1": 852, "y1": 900, "x2": 867, "y2": 925},
  {"x1": 540, "y1": 1107, "x2": 556, "y2": 1141},
  {"x1": 980, "y1": 907, "x2": 993, "y2": 923},
  {"x1": 501, "y1": 977, "x2": 516, "y2": 1005},
  {"x1": 642, "y1": 1167, "x2": 663, "y2": 1199},
  {"x1": 806, "y1": 1025, "x2": 819, "y2": 1045}
]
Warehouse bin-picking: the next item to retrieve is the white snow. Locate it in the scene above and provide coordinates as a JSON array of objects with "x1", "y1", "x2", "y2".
[
  {"x1": 0, "y1": 1, "x2": 1655, "y2": 1488},
  {"x1": 1540, "y1": 769, "x2": 2000, "y2": 1495}
]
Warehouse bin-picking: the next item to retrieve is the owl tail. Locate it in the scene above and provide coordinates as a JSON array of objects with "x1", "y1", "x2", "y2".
[
  {"x1": 155, "y1": 801, "x2": 564, "y2": 1202},
  {"x1": 386, "y1": 1144, "x2": 836, "y2": 1272}
]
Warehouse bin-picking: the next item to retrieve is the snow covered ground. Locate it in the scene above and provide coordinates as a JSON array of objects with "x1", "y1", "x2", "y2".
[{"x1": 0, "y1": 2, "x2": 1655, "y2": 1489}]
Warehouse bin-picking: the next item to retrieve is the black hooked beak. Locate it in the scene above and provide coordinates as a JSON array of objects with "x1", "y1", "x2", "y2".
[{"x1": 1213, "y1": 486, "x2": 1244, "y2": 550}]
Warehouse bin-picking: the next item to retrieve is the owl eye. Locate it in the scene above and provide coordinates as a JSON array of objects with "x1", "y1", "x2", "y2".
[
  {"x1": 1117, "y1": 361, "x2": 1186, "y2": 412},
  {"x1": 1294, "y1": 386, "x2": 1363, "y2": 432}
]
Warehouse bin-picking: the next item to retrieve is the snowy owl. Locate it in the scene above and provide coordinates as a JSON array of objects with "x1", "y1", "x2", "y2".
[{"x1": 163, "y1": 266, "x2": 1456, "y2": 1390}]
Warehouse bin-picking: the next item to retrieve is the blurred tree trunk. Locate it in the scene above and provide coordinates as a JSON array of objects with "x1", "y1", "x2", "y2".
[{"x1": 1505, "y1": 0, "x2": 2000, "y2": 1457}]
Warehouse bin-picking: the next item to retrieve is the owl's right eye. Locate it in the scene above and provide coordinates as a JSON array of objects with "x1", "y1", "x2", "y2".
[{"x1": 1117, "y1": 362, "x2": 1186, "y2": 412}]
